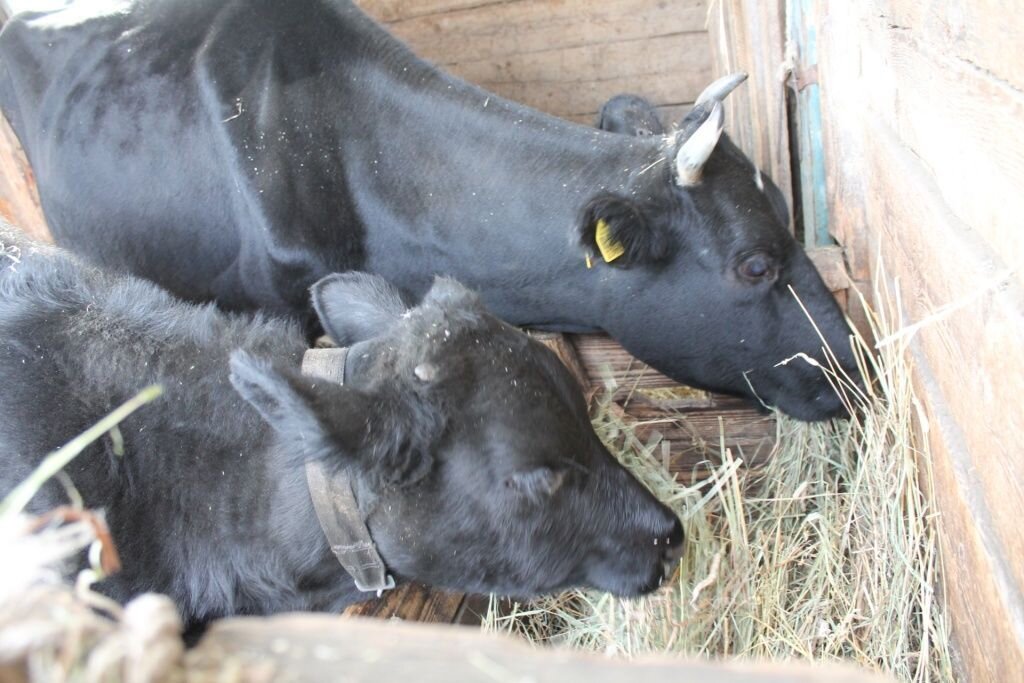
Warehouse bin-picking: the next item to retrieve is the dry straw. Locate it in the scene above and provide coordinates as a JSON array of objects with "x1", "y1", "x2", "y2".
[{"x1": 485, "y1": 282, "x2": 956, "y2": 683}]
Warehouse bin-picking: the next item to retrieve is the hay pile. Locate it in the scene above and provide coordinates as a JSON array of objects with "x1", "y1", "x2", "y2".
[{"x1": 484, "y1": 290, "x2": 956, "y2": 683}]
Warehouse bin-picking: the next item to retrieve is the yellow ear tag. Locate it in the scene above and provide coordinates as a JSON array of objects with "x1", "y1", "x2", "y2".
[{"x1": 595, "y1": 219, "x2": 625, "y2": 263}]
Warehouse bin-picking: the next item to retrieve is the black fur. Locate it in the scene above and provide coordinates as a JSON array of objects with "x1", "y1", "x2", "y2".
[
  {"x1": 596, "y1": 93, "x2": 665, "y2": 137},
  {"x1": 0, "y1": 226, "x2": 683, "y2": 628}
]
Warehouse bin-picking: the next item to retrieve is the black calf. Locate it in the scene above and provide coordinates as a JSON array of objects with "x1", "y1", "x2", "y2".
[{"x1": 0, "y1": 226, "x2": 682, "y2": 627}]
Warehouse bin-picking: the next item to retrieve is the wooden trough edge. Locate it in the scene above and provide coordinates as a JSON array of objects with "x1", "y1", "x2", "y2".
[{"x1": 186, "y1": 614, "x2": 893, "y2": 683}]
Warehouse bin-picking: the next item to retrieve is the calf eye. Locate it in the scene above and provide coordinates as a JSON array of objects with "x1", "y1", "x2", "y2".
[{"x1": 737, "y1": 253, "x2": 776, "y2": 282}]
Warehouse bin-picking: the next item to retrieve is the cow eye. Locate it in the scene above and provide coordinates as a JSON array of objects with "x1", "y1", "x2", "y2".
[{"x1": 737, "y1": 253, "x2": 776, "y2": 282}]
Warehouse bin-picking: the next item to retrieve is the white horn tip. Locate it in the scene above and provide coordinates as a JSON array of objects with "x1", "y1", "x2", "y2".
[
  {"x1": 675, "y1": 102, "x2": 725, "y2": 186},
  {"x1": 694, "y1": 72, "x2": 749, "y2": 106}
]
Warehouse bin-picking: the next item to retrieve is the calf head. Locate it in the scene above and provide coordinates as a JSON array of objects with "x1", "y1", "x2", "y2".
[
  {"x1": 230, "y1": 273, "x2": 683, "y2": 598},
  {"x1": 579, "y1": 74, "x2": 859, "y2": 422},
  {"x1": 597, "y1": 93, "x2": 665, "y2": 137}
]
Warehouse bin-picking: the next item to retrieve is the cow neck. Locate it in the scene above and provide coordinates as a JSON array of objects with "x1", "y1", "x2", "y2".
[{"x1": 300, "y1": 346, "x2": 395, "y2": 596}]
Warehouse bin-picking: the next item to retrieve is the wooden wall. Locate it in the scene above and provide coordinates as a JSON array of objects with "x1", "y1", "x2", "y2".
[
  {"x1": 814, "y1": 2, "x2": 1024, "y2": 679},
  {"x1": 706, "y1": 0, "x2": 793, "y2": 225},
  {"x1": 358, "y1": 0, "x2": 712, "y2": 128}
]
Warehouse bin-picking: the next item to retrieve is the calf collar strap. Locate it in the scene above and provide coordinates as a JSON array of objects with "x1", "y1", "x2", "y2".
[{"x1": 301, "y1": 346, "x2": 396, "y2": 596}]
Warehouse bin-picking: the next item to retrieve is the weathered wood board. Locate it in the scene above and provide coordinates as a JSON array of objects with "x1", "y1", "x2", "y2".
[
  {"x1": 342, "y1": 582, "x2": 470, "y2": 623},
  {"x1": 815, "y1": 2, "x2": 1024, "y2": 679},
  {"x1": 188, "y1": 614, "x2": 893, "y2": 683},
  {"x1": 358, "y1": 0, "x2": 713, "y2": 125}
]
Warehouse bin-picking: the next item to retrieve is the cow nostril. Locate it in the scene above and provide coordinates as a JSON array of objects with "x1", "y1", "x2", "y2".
[
  {"x1": 654, "y1": 517, "x2": 685, "y2": 579},
  {"x1": 666, "y1": 517, "x2": 684, "y2": 548}
]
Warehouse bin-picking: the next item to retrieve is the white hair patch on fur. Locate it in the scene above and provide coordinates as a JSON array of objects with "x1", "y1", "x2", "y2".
[{"x1": 754, "y1": 169, "x2": 765, "y2": 192}]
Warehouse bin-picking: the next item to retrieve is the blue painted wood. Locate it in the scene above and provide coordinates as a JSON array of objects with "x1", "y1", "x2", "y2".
[{"x1": 787, "y1": 0, "x2": 832, "y2": 248}]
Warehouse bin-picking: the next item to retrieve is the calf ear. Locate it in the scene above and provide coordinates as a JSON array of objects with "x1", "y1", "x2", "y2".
[
  {"x1": 311, "y1": 272, "x2": 411, "y2": 346},
  {"x1": 230, "y1": 351, "x2": 440, "y2": 486},
  {"x1": 578, "y1": 194, "x2": 673, "y2": 268},
  {"x1": 229, "y1": 351, "x2": 348, "y2": 459}
]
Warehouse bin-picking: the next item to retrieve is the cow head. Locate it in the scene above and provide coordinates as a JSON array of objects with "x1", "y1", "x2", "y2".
[
  {"x1": 230, "y1": 273, "x2": 683, "y2": 598},
  {"x1": 578, "y1": 74, "x2": 858, "y2": 422}
]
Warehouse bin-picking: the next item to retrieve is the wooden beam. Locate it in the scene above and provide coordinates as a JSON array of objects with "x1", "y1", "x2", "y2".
[{"x1": 189, "y1": 614, "x2": 893, "y2": 683}]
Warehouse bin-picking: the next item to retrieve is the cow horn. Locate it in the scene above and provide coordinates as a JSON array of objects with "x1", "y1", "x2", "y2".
[
  {"x1": 694, "y1": 72, "x2": 748, "y2": 106},
  {"x1": 675, "y1": 102, "x2": 724, "y2": 186}
]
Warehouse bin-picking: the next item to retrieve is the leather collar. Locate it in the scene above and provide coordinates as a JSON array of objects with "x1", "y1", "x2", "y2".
[{"x1": 301, "y1": 346, "x2": 395, "y2": 596}]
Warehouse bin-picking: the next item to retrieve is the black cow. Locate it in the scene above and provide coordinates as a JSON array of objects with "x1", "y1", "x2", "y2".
[
  {"x1": 597, "y1": 94, "x2": 666, "y2": 137},
  {"x1": 0, "y1": 225, "x2": 683, "y2": 626},
  {"x1": 0, "y1": 0, "x2": 858, "y2": 421}
]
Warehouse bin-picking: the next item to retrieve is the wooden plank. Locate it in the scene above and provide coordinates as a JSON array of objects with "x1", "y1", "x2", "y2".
[
  {"x1": 189, "y1": 614, "x2": 894, "y2": 683},
  {"x1": 787, "y1": 0, "x2": 830, "y2": 246},
  {"x1": 707, "y1": 0, "x2": 794, "y2": 229},
  {"x1": 0, "y1": 115, "x2": 48, "y2": 242},
  {"x1": 453, "y1": 593, "x2": 491, "y2": 626},
  {"x1": 358, "y1": 0, "x2": 713, "y2": 120},
  {"x1": 362, "y1": 0, "x2": 709, "y2": 65},
  {"x1": 883, "y1": 0, "x2": 1024, "y2": 94},
  {"x1": 569, "y1": 333, "x2": 776, "y2": 479},
  {"x1": 572, "y1": 333, "x2": 699, "y2": 395},
  {"x1": 842, "y1": 3, "x2": 1024, "y2": 290},
  {"x1": 625, "y1": 403, "x2": 776, "y2": 476},
  {"x1": 909, "y1": 338, "x2": 1024, "y2": 683},
  {"x1": 816, "y1": 5, "x2": 1024, "y2": 671},
  {"x1": 854, "y1": 123, "x2": 1024, "y2": 680},
  {"x1": 449, "y1": 33, "x2": 712, "y2": 121},
  {"x1": 805, "y1": 245, "x2": 850, "y2": 292},
  {"x1": 343, "y1": 583, "x2": 466, "y2": 623}
]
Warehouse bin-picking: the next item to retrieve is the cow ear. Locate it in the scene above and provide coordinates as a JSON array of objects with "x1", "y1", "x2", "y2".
[
  {"x1": 229, "y1": 351, "x2": 439, "y2": 486},
  {"x1": 578, "y1": 194, "x2": 673, "y2": 268},
  {"x1": 311, "y1": 272, "x2": 411, "y2": 346}
]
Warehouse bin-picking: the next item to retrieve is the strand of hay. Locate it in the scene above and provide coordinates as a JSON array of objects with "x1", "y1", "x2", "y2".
[{"x1": 484, "y1": 287, "x2": 956, "y2": 683}]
